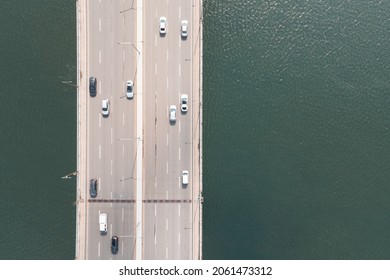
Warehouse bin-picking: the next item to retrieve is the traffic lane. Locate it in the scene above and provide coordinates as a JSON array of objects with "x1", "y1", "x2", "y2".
[{"x1": 143, "y1": 203, "x2": 192, "y2": 259}]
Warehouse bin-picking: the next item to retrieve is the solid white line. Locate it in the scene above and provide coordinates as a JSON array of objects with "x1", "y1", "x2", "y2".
[
  {"x1": 178, "y1": 233, "x2": 181, "y2": 245},
  {"x1": 122, "y1": 145, "x2": 125, "y2": 157},
  {"x1": 166, "y1": 219, "x2": 168, "y2": 231},
  {"x1": 166, "y1": 162, "x2": 168, "y2": 174},
  {"x1": 98, "y1": 242, "x2": 101, "y2": 257},
  {"x1": 179, "y1": 64, "x2": 181, "y2": 76},
  {"x1": 166, "y1": 190, "x2": 169, "y2": 199},
  {"x1": 178, "y1": 204, "x2": 181, "y2": 217},
  {"x1": 122, "y1": 208, "x2": 124, "y2": 222},
  {"x1": 99, "y1": 18, "x2": 101, "y2": 32},
  {"x1": 99, "y1": 51, "x2": 101, "y2": 64},
  {"x1": 110, "y1": 159, "x2": 113, "y2": 175},
  {"x1": 99, "y1": 145, "x2": 101, "y2": 159},
  {"x1": 136, "y1": 0, "x2": 144, "y2": 260}
]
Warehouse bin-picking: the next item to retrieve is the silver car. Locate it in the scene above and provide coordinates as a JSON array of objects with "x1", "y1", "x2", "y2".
[
  {"x1": 102, "y1": 99, "x2": 110, "y2": 116},
  {"x1": 181, "y1": 20, "x2": 188, "y2": 38},
  {"x1": 159, "y1": 17, "x2": 167, "y2": 34},
  {"x1": 169, "y1": 105, "x2": 176, "y2": 122},
  {"x1": 126, "y1": 80, "x2": 133, "y2": 99},
  {"x1": 180, "y1": 94, "x2": 188, "y2": 112}
]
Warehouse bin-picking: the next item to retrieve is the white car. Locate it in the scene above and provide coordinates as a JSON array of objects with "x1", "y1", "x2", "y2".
[
  {"x1": 181, "y1": 20, "x2": 188, "y2": 38},
  {"x1": 159, "y1": 17, "x2": 167, "y2": 34},
  {"x1": 169, "y1": 105, "x2": 176, "y2": 122},
  {"x1": 182, "y1": 170, "x2": 189, "y2": 185},
  {"x1": 102, "y1": 99, "x2": 110, "y2": 116},
  {"x1": 126, "y1": 80, "x2": 133, "y2": 99},
  {"x1": 180, "y1": 94, "x2": 188, "y2": 112}
]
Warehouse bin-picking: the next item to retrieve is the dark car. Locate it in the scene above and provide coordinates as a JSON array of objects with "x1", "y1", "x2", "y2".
[
  {"x1": 89, "y1": 179, "x2": 97, "y2": 198},
  {"x1": 89, "y1": 77, "x2": 97, "y2": 96},
  {"x1": 111, "y1": 236, "x2": 119, "y2": 254}
]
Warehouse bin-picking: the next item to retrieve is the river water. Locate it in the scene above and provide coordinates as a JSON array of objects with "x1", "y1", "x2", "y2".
[{"x1": 0, "y1": 0, "x2": 390, "y2": 259}]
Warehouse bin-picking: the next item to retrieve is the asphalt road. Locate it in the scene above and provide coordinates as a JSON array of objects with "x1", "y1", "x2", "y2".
[
  {"x1": 143, "y1": 0, "x2": 194, "y2": 259},
  {"x1": 86, "y1": 0, "x2": 138, "y2": 260},
  {"x1": 82, "y1": 0, "x2": 198, "y2": 260}
]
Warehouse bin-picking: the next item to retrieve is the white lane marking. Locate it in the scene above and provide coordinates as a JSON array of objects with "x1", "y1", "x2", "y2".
[
  {"x1": 167, "y1": 49, "x2": 169, "y2": 61},
  {"x1": 167, "y1": 77, "x2": 169, "y2": 90},
  {"x1": 166, "y1": 219, "x2": 168, "y2": 231},
  {"x1": 166, "y1": 190, "x2": 169, "y2": 199},
  {"x1": 166, "y1": 162, "x2": 168, "y2": 174},
  {"x1": 179, "y1": 147, "x2": 181, "y2": 161},
  {"x1": 122, "y1": 145, "x2": 125, "y2": 157},
  {"x1": 122, "y1": 208, "x2": 124, "y2": 222},
  {"x1": 179, "y1": 64, "x2": 181, "y2": 76},
  {"x1": 111, "y1": 159, "x2": 113, "y2": 175},
  {"x1": 154, "y1": 231, "x2": 157, "y2": 244},
  {"x1": 99, "y1": 51, "x2": 102, "y2": 64},
  {"x1": 111, "y1": 128, "x2": 113, "y2": 144},
  {"x1": 99, "y1": 113, "x2": 101, "y2": 127},
  {"x1": 155, "y1": 63, "x2": 157, "y2": 75},
  {"x1": 98, "y1": 242, "x2": 101, "y2": 257},
  {"x1": 99, "y1": 18, "x2": 101, "y2": 32},
  {"x1": 178, "y1": 204, "x2": 181, "y2": 217},
  {"x1": 155, "y1": 205, "x2": 157, "y2": 216},
  {"x1": 99, "y1": 145, "x2": 101, "y2": 159},
  {"x1": 166, "y1": 248, "x2": 168, "y2": 259},
  {"x1": 167, "y1": 134, "x2": 169, "y2": 146},
  {"x1": 178, "y1": 233, "x2": 181, "y2": 245}
]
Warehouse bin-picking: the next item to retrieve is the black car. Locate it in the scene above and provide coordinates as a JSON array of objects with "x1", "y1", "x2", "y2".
[
  {"x1": 111, "y1": 236, "x2": 119, "y2": 254},
  {"x1": 89, "y1": 77, "x2": 97, "y2": 97},
  {"x1": 89, "y1": 179, "x2": 97, "y2": 198}
]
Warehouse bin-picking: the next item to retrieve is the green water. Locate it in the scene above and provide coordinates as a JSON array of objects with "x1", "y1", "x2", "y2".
[
  {"x1": 203, "y1": 0, "x2": 390, "y2": 259},
  {"x1": 1, "y1": 0, "x2": 390, "y2": 259}
]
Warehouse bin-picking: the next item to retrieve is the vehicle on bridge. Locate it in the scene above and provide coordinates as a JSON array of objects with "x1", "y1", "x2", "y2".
[{"x1": 99, "y1": 213, "x2": 107, "y2": 234}]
